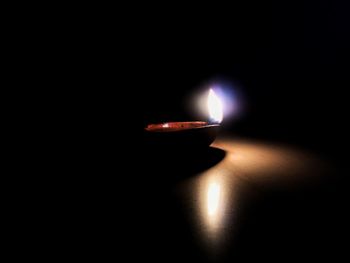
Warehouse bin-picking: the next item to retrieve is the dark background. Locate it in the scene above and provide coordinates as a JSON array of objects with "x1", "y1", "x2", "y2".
[
  {"x1": 67, "y1": 0, "x2": 349, "y2": 157},
  {"x1": 56, "y1": 0, "x2": 349, "y2": 261},
  {"x1": 123, "y1": 0, "x2": 348, "y2": 156}
]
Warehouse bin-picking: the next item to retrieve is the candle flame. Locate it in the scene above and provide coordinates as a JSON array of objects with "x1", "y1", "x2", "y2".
[{"x1": 208, "y1": 89, "x2": 223, "y2": 123}]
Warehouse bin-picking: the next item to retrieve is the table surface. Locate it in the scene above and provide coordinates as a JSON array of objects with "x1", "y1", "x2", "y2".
[
  {"x1": 70, "y1": 136, "x2": 344, "y2": 261},
  {"x1": 123, "y1": 136, "x2": 344, "y2": 262}
]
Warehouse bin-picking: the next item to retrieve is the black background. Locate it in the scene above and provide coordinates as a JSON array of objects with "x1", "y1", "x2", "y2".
[
  {"x1": 102, "y1": 0, "x2": 349, "y2": 156},
  {"x1": 55, "y1": 1, "x2": 350, "y2": 261}
]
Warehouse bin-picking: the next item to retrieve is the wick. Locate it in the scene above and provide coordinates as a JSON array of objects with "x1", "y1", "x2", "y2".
[{"x1": 209, "y1": 119, "x2": 221, "y2": 125}]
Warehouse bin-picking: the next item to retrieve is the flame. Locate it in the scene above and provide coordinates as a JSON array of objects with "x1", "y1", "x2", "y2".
[{"x1": 207, "y1": 89, "x2": 223, "y2": 123}]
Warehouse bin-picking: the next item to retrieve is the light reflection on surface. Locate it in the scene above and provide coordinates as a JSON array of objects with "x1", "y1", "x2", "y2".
[
  {"x1": 207, "y1": 180, "x2": 221, "y2": 217},
  {"x1": 201, "y1": 173, "x2": 227, "y2": 238},
  {"x1": 212, "y1": 137, "x2": 327, "y2": 186},
  {"x1": 178, "y1": 137, "x2": 327, "y2": 256},
  {"x1": 181, "y1": 151, "x2": 240, "y2": 249}
]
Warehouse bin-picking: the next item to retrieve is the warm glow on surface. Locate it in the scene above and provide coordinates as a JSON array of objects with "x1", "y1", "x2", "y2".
[
  {"x1": 208, "y1": 89, "x2": 223, "y2": 123},
  {"x1": 207, "y1": 181, "x2": 221, "y2": 217},
  {"x1": 176, "y1": 137, "x2": 327, "y2": 254},
  {"x1": 194, "y1": 168, "x2": 235, "y2": 244}
]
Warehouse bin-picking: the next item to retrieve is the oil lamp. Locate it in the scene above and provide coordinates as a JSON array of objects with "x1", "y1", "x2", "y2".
[{"x1": 145, "y1": 89, "x2": 223, "y2": 149}]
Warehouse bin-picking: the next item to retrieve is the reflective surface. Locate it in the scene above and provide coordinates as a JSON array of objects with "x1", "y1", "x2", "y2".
[{"x1": 136, "y1": 136, "x2": 338, "y2": 262}]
